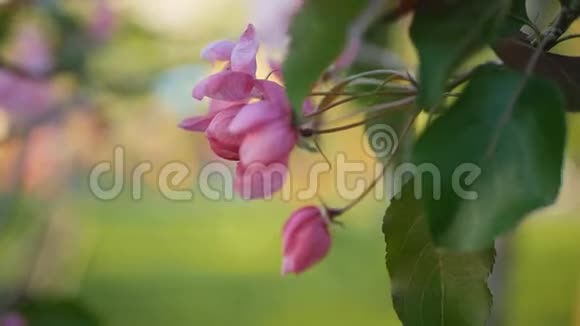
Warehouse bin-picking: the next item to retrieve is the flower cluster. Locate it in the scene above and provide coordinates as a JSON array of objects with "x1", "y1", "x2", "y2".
[
  {"x1": 181, "y1": 25, "x2": 300, "y2": 200},
  {"x1": 180, "y1": 19, "x2": 408, "y2": 274},
  {"x1": 181, "y1": 24, "x2": 342, "y2": 274}
]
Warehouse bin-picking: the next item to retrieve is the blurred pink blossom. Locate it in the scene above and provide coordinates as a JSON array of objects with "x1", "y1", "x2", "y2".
[
  {"x1": 253, "y1": 0, "x2": 384, "y2": 69},
  {"x1": 0, "y1": 70, "x2": 53, "y2": 123},
  {"x1": 89, "y1": 0, "x2": 116, "y2": 42},
  {"x1": 0, "y1": 312, "x2": 27, "y2": 326},
  {"x1": 9, "y1": 23, "x2": 53, "y2": 76},
  {"x1": 282, "y1": 206, "x2": 333, "y2": 275}
]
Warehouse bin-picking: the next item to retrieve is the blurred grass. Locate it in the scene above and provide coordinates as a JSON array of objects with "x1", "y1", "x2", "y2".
[
  {"x1": 34, "y1": 191, "x2": 576, "y2": 326},
  {"x1": 73, "y1": 193, "x2": 400, "y2": 326}
]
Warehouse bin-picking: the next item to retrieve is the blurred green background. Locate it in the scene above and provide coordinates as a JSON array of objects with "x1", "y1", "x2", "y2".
[{"x1": 0, "y1": 0, "x2": 580, "y2": 325}]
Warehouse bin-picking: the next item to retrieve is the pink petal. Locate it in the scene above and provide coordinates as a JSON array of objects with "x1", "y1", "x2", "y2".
[
  {"x1": 254, "y1": 80, "x2": 290, "y2": 111},
  {"x1": 281, "y1": 257, "x2": 294, "y2": 275},
  {"x1": 10, "y1": 24, "x2": 53, "y2": 76},
  {"x1": 0, "y1": 313, "x2": 27, "y2": 326},
  {"x1": 231, "y1": 24, "x2": 259, "y2": 75},
  {"x1": 206, "y1": 106, "x2": 244, "y2": 160},
  {"x1": 209, "y1": 99, "x2": 247, "y2": 114},
  {"x1": 179, "y1": 114, "x2": 215, "y2": 132},
  {"x1": 302, "y1": 98, "x2": 315, "y2": 116},
  {"x1": 192, "y1": 71, "x2": 255, "y2": 101},
  {"x1": 268, "y1": 60, "x2": 284, "y2": 81},
  {"x1": 90, "y1": 0, "x2": 116, "y2": 42},
  {"x1": 201, "y1": 40, "x2": 236, "y2": 63},
  {"x1": 228, "y1": 101, "x2": 285, "y2": 135},
  {"x1": 234, "y1": 160, "x2": 288, "y2": 199},
  {"x1": 284, "y1": 223, "x2": 331, "y2": 274},
  {"x1": 281, "y1": 206, "x2": 332, "y2": 275},
  {"x1": 282, "y1": 206, "x2": 321, "y2": 248},
  {"x1": 239, "y1": 121, "x2": 297, "y2": 166}
]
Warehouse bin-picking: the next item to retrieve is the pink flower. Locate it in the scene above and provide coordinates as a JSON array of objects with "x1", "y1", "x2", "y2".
[
  {"x1": 182, "y1": 25, "x2": 299, "y2": 199},
  {"x1": 9, "y1": 23, "x2": 53, "y2": 76},
  {"x1": 89, "y1": 0, "x2": 116, "y2": 42},
  {"x1": 282, "y1": 206, "x2": 333, "y2": 275},
  {"x1": 201, "y1": 24, "x2": 259, "y2": 76},
  {"x1": 179, "y1": 99, "x2": 245, "y2": 133},
  {"x1": 234, "y1": 160, "x2": 289, "y2": 199},
  {"x1": 0, "y1": 313, "x2": 27, "y2": 326},
  {"x1": 266, "y1": 61, "x2": 315, "y2": 116},
  {"x1": 229, "y1": 81, "x2": 297, "y2": 198},
  {"x1": 180, "y1": 102, "x2": 246, "y2": 160},
  {"x1": 193, "y1": 25, "x2": 260, "y2": 102},
  {"x1": 233, "y1": 120, "x2": 297, "y2": 198},
  {"x1": 0, "y1": 70, "x2": 53, "y2": 122},
  {"x1": 238, "y1": 121, "x2": 297, "y2": 166},
  {"x1": 192, "y1": 71, "x2": 256, "y2": 101},
  {"x1": 205, "y1": 105, "x2": 245, "y2": 160}
]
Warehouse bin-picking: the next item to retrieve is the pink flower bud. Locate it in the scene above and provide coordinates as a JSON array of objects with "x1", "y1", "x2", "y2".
[{"x1": 282, "y1": 206, "x2": 332, "y2": 275}]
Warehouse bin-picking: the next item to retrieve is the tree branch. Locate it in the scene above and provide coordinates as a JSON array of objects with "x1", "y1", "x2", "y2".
[{"x1": 542, "y1": 3, "x2": 580, "y2": 50}]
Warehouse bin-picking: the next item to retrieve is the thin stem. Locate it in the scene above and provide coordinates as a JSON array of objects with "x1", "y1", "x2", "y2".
[
  {"x1": 306, "y1": 97, "x2": 415, "y2": 135},
  {"x1": 484, "y1": 29, "x2": 553, "y2": 160},
  {"x1": 349, "y1": 79, "x2": 415, "y2": 91},
  {"x1": 542, "y1": 4, "x2": 580, "y2": 50},
  {"x1": 334, "y1": 110, "x2": 420, "y2": 216},
  {"x1": 322, "y1": 96, "x2": 415, "y2": 126},
  {"x1": 552, "y1": 33, "x2": 580, "y2": 46},
  {"x1": 304, "y1": 92, "x2": 398, "y2": 120},
  {"x1": 313, "y1": 138, "x2": 332, "y2": 168},
  {"x1": 340, "y1": 69, "x2": 411, "y2": 84},
  {"x1": 309, "y1": 91, "x2": 363, "y2": 97},
  {"x1": 265, "y1": 70, "x2": 279, "y2": 80}
]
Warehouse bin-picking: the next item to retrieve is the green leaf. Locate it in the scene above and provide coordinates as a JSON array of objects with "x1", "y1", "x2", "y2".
[
  {"x1": 413, "y1": 65, "x2": 566, "y2": 250},
  {"x1": 410, "y1": 0, "x2": 511, "y2": 108},
  {"x1": 283, "y1": 0, "x2": 370, "y2": 123},
  {"x1": 498, "y1": 0, "x2": 529, "y2": 37},
  {"x1": 384, "y1": 182, "x2": 495, "y2": 326},
  {"x1": 558, "y1": 0, "x2": 580, "y2": 7},
  {"x1": 19, "y1": 300, "x2": 99, "y2": 326}
]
